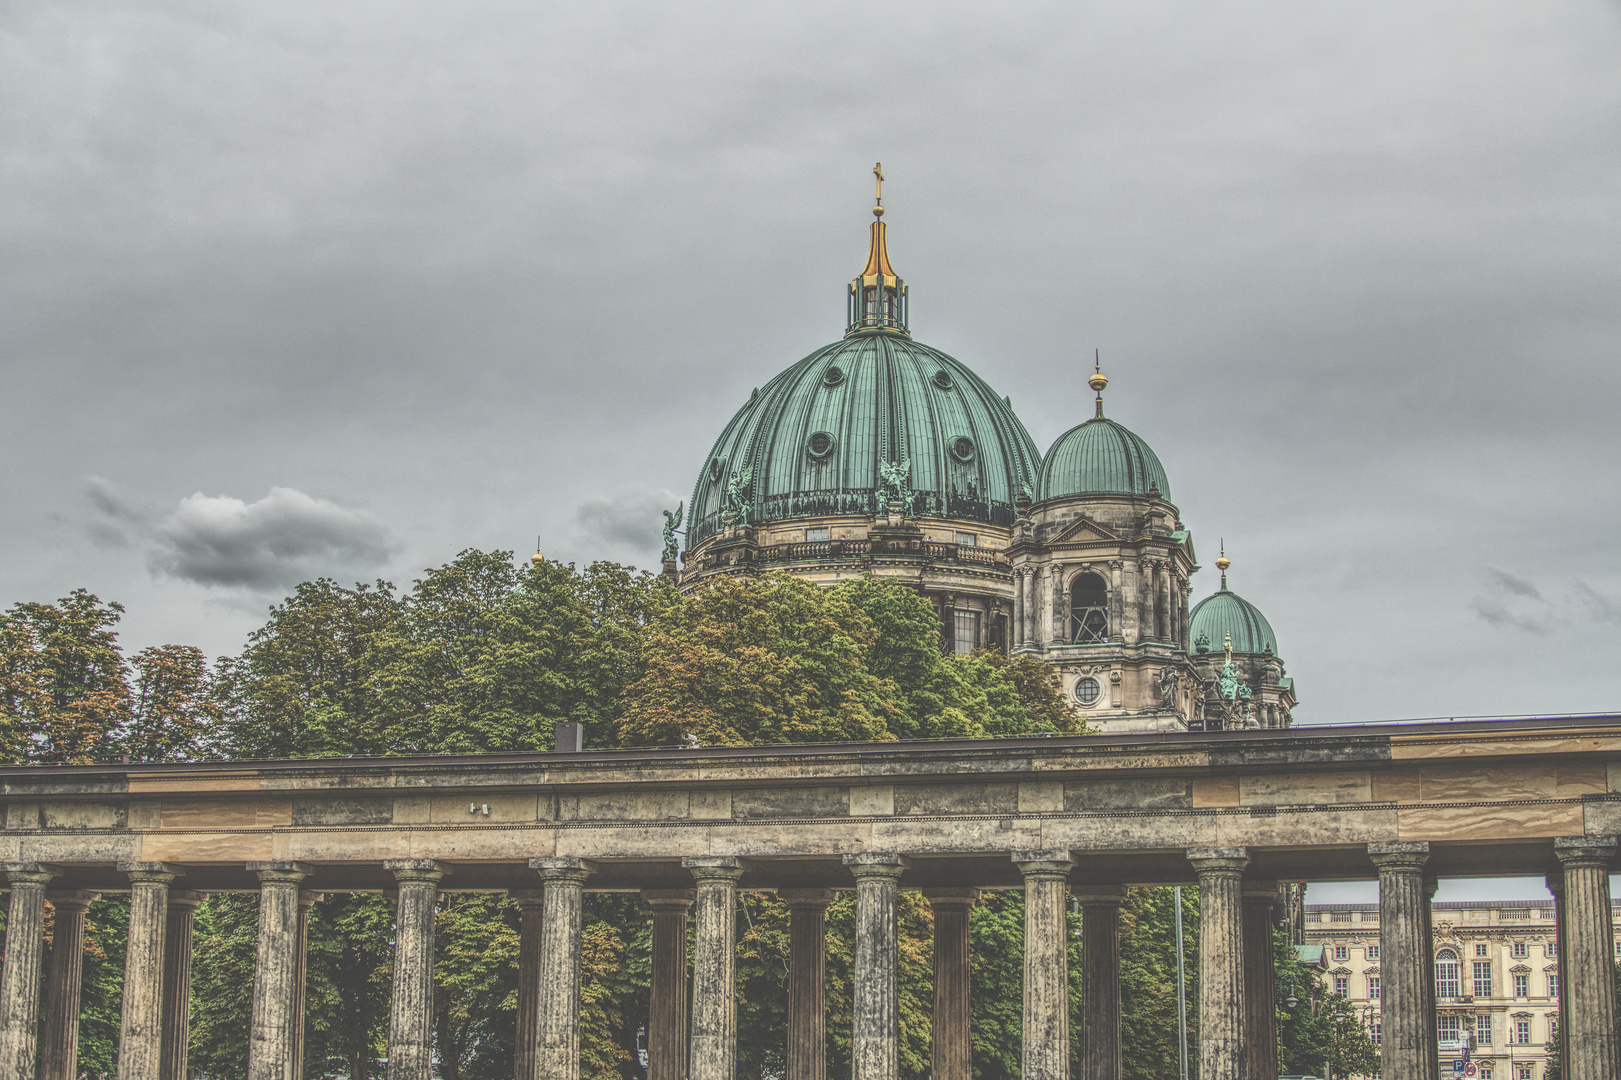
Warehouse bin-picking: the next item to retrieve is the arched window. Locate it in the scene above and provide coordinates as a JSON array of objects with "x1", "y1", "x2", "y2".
[
  {"x1": 1436, "y1": 949, "x2": 1461, "y2": 998},
  {"x1": 1069, "y1": 572, "x2": 1108, "y2": 644}
]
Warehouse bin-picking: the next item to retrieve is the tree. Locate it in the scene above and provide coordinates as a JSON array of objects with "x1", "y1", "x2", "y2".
[
  {"x1": 1277, "y1": 935, "x2": 1377, "y2": 1080},
  {"x1": 0, "y1": 590, "x2": 132, "y2": 763},
  {"x1": 126, "y1": 644, "x2": 221, "y2": 762}
]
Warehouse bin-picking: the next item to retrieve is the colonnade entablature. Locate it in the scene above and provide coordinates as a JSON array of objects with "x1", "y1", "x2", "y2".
[{"x1": 4, "y1": 715, "x2": 1621, "y2": 1080}]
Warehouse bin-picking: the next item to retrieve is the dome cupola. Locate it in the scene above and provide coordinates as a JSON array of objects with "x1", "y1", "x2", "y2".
[
  {"x1": 1038, "y1": 361, "x2": 1172, "y2": 501},
  {"x1": 1189, "y1": 548, "x2": 1279, "y2": 656}
]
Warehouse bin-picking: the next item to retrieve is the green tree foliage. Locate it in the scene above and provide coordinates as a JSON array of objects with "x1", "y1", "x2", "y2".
[
  {"x1": 1276, "y1": 931, "x2": 1378, "y2": 1079},
  {"x1": 0, "y1": 590, "x2": 133, "y2": 763},
  {"x1": 127, "y1": 644, "x2": 223, "y2": 762},
  {"x1": 1119, "y1": 887, "x2": 1199, "y2": 1080}
]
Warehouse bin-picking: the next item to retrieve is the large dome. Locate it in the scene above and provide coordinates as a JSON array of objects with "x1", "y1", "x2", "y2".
[
  {"x1": 1189, "y1": 588, "x2": 1278, "y2": 656},
  {"x1": 687, "y1": 334, "x2": 1041, "y2": 548},
  {"x1": 1039, "y1": 416, "x2": 1171, "y2": 502}
]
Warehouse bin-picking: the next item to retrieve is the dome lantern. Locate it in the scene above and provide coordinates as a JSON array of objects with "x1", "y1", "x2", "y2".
[{"x1": 846, "y1": 163, "x2": 910, "y2": 338}]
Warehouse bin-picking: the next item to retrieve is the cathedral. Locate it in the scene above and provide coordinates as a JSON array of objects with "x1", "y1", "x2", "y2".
[{"x1": 670, "y1": 170, "x2": 1295, "y2": 734}]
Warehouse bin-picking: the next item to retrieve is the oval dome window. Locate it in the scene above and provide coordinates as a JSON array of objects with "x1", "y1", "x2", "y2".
[
  {"x1": 932, "y1": 370, "x2": 954, "y2": 390},
  {"x1": 950, "y1": 436, "x2": 976, "y2": 463},
  {"x1": 709, "y1": 457, "x2": 725, "y2": 484},
  {"x1": 822, "y1": 366, "x2": 845, "y2": 387},
  {"x1": 807, "y1": 432, "x2": 836, "y2": 459}
]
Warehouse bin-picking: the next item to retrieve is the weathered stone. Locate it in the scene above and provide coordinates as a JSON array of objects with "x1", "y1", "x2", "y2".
[
  {"x1": 247, "y1": 863, "x2": 310, "y2": 1080},
  {"x1": 846, "y1": 854, "x2": 907, "y2": 1080},
  {"x1": 1073, "y1": 885, "x2": 1125, "y2": 1080},
  {"x1": 292, "y1": 891, "x2": 318, "y2": 1080},
  {"x1": 1369, "y1": 841, "x2": 1431, "y2": 1080},
  {"x1": 0, "y1": 863, "x2": 58, "y2": 1079},
  {"x1": 642, "y1": 890, "x2": 694, "y2": 1080},
  {"x1": 782, "y1": 889, "x2": 836, "y2": 1080},
  {"x1": 1241, "y1": 882, "x2": 1280, "y2": 1080},
  {"x1": 385, "y1": 860, "x2": 447, "y2": 1080},
  {"x1": 923, "y1": 888, "x2": 978, "y2": 1080},
  {"x1": 40, "y1": 888, "x2": 98, "y2": 1080},
  {"x1": 160, "y1": 890, "x2": 204, "y2": 1080},
  {"x1": 512, "y1": 889, "x2": 545, "y2": 1080},
  {"x1": 1555, "y1": 836, "x2": 1620, "y2": 1080},
  {"x1": 1015, "y1": 850, "x2": 1074, "y2": 1080},
  {"x1": 1187, "y1": 848, "x2": 1247, "y2": 1080},
  {"x1": 532, "y1": 858, "x2": 592, "y2": 1080},
  {"x1": 685, "y1": 857, "x2": 744, "y2": 1080}
]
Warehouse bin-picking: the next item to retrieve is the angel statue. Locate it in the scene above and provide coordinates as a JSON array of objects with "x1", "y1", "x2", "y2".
[
  {"x1": 723, "y1": 465, "x2": 753, "y2": 526},
  {"x1": 661, "y1": 502, "x2": 683, "y2": 563},
  {"x1": 877, "y1": 458, "x2": 915, "y2": 516}
]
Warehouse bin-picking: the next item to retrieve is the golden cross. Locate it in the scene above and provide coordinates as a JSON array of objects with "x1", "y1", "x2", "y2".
[{"x1": 873, "y1": 162, "x2": 884, "y2": 202}]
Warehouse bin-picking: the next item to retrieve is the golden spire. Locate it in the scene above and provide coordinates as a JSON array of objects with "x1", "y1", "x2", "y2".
[
  {"x1": 873, "y1": 162, "x2": 884, "y2": 216},
  {"x1": 1216, "y1": 541, "x2": 1230, "y2": 590},
  {"x1": 858, "y1": 162, "x2": 896, "y2": 279},
  {"x1": 530, "y1": 534, "x2": 544, "y2": 568},
  {"x1": 1088, "y1": 349, "x2": 1108, "y2": 418},
  {"x1": 847, "y1": 164, "x2": 909, "y2": 336}
]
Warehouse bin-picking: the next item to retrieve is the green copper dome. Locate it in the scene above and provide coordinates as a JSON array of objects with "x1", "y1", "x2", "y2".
[
  {"x1": 688, "y1": 334, "x2": 1041, "y2": 547},
  {"x1": 1189, "y1": 588, "x2": 1278, "y2": 657},
  {"x1": 1038, "y1": 416, "x2": 1171, "y2": 501}
]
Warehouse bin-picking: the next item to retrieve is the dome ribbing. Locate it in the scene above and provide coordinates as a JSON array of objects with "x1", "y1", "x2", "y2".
[
  {"x1": 1190, "y1": 589, "x2": 1278, "y2": 656},
  {"x1": 1038, "y1": 417, "x2": 1171, "y2": 501}
]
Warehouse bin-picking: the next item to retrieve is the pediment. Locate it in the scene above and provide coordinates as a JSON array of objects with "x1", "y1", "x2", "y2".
[
  {"x1": 1509, "y1": 964, "x2": 1532, "y2": 974},
  {"x1": 1048, "y1": 515, "x2": 1121, "y2": 544}
]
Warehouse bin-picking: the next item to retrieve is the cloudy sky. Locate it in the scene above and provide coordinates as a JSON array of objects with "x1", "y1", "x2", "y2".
[{"x1": 4, "y1": 0, "x2": 1619, "y2": 752}]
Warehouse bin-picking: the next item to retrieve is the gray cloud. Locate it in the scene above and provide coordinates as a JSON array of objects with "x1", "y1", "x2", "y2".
[
  {"x1": 1468, "y1": 598, "x2": 1550, "y2": 635},
  {"x1": 87, "y1": 481, "x2": 393, "y2": 591},
  {"x1": 575, "y1": 490, "x2": 680, "y2": 560},
  {"x1": 1573, "y1": 582, "x2": 1621, "y2": 625},
  {"x1": 1484, "y1": 568, "x2": 1543, "y2": 602}
]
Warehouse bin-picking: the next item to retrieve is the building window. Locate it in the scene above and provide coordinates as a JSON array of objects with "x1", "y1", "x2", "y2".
[
  {"x1": 1473, "y1": 961, "x2": 1492, "y2": 998},
  {"x1": 1475, "y1": 1014, "x2": 1492, "y2": 1045},
  {"x1": 804, "y1": 527, "x2": 829, "y2": 542},
  {"x1": 1073, "y1": 677, "x2": 1101, "y2": 706},
  {"x1": 1614, "y1": 939, "x2": 1621, "y2": 957},
  {"x1": 1478, "y1": 1068, "x2": 1491, "y2": 1080},
  {"x1": 1516, "y1": 1065, "x2": 1531, "y2": 1080},
  {"x1": 1332, "y1": 945, "x2": 1349, "y2": 961},
  {"x1": 1369, "y1": 1018, "x2": 1381, "y2": 1045},
  {"x1": 951, "y1": 610, "x2": 980, "y2": 656},
  {"x1": 1436, "y1": 950, "x2": 1461, "y2": 999},
  {"x1": 1547, "y1": 972, "x2": 1559, "y2": 999},
  {"x1": 1514, "y1": 974, "x2": 1529, "y2": 998},
  {"x1": 1476, "y1": 943, "x2": 1490, "y2": 958},
  {"x1": 1068, "y1": 572, "x2": 1109, "y2": 643},
  {"x1": 1367, "y1": 975, "x2": 1381, "y2": 1001},
  {"x1": 1513, "y1": 1018, "x2": 1531, "y2": 1044},
  {"x1": 1368, "y1": 944, "x2": 1380, "y2": 960},
  {"x1": 954, "y1": 531, "x2": 978, "y2": 547},
  {"x1": 1334, "y1": 976, "x2": 1348, "y2": 997},
  {"x1": 1545, "y1": 941, "x2": 1557, "y2": 958},
  {"x1": 1511, "y1": 942, "x2": 1528, "y2": 959}
]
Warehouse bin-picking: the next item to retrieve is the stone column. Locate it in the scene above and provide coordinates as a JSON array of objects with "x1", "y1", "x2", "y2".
[
  {"x1": 1015, "y1": 850, "x2": 1075, "y2": 1080},
  {"x1": 1049, "y1": 565, "x2": 1064, "y2": 646},
  {"x1": 845, "y1": 854, "x2": 907, "y2": 1080},
  {"x1": 1187, "y1": 848, "x2": 1248, "y2": 1080},
  {"x1": 1139, "y1": 562, "x2": 1157, "y2": 642},
  {"x1": 1107, "y1": 561, "x2": 1124, "y2": 642},
  {"x1": 923, "y1": 889, "x2": 977, "y2": 1080},
  {"x1": 643, "y1": 890, "x2": 695, "y2": 1080},
  {"x1": 513, "y1": 889, "x2": 545, "y2": 1080},
  {"x1": 1554, "y1": 836, "x2": 1620, "y2": 1080},
  {"x1": 1073, "y1": 886, "x2": 1124, "y2": 1080},
  {"x1": 120, "y1": 862, "x2": 182, "y2": 1080},
  {"x1": 160, "y1": 890, "x2": 204, "y2": 1080},
  {"x1": 0, "y1": 862, "x2": 58, "y2": 1079},
  {"x1": 1420, "y1": 875, "x2": 1438, "y2": 1080},
  {"x1": 247, "y1": 863, "x2": 310, "y2": 1080},
  {"x1": 385, "y1": 859, "x2": 447, "y2": 1080},
  {"x1": 1370, "y1": 841, "x2": 1432, "y2": 1080},
  {"x1": 1547, "y1": 873, "x2": 1570, "y2": 1080},
  {"x1": 530, "y1": 858, "x2": 592, "y2": 1080},
  {"x1": 1012, "y1": 569, "x2": 1025, "y2": 649},
  {"x1": 1242, "y1": 882, "x2": 1281, "y2": 1080},
  {"x1": 40, "y1": 889, "x2": 99, "y2": 1080},
  {"x1": 292, "y1": 891, "x2": 317, "y2": 1080},
  {"x1": 782, "y1": 889, "x2": 836, "y2": 1080},
  {"x1": 685, "y1": 857, "x2": 744, "y2": 1080}
]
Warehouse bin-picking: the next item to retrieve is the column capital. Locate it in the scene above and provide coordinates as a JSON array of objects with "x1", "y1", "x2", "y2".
[
  {"x1": 780, "y1": 888, "x2": 838, "y2": 909},
  {"x1": 118, "y1": 860, "x2": 184, "y2": 884},
  {"x1": 1367, "y1": 840, "x2": 1429, "y2": 871},
  {"x1": 530, "y1": 856, "x2": 593, "y2": 885},
  {"x1": 642, "y1": 889, "x2": 697, "y2": 912},
  {"x1": 1, "y1": 862, "x2": 59, "y2": 887},
  {"x1": 510, "y1": 887, "x2": 546, "y2": 910},
  {"x1": 1555, "y1": 835, "x2": 1618, "y2": 867},
  {"x1": 1242, "y1": 880, "x2": 1282, "y2": 904},
  {"x1": 298, "y1": 890, "x2": 322, "y2": 909},
  {"x1": 921, "y1": 887, "x2": 980, "y2": 910},
  {"x1": 683, "y1": 856, "x2": 745, "y2": 882},
  {"x1": 384, "y1": 858, "x2": 449, "y2": 886},
  {"x1": 1014, "y1": 850, "x2": 1075, "y2": 879},
  {"x1": 248, "y1": 861, "x2": 313, "y2": 886},
  {"x1": 167, "y1": 889, "x2": 206, "y2": 911},
  {"x1": 1071, "y1": 884, "x2": 1127, "y2": 906},
  {"x1": 844, "y1": 852, "x2": 909, "y2": 879},
  {"x1": 1545, "y1": 873, "x2": 1565, "y2": 897},
  {"x1": 1187, "y1": 847, "x2": 1249, "y2": 873},
  {"x1": 46, "y1": 888, "x2": 100, "y2": 911}
]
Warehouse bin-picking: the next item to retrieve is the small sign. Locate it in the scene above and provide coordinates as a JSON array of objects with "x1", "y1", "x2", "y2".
[
  {"x1": 1452, "y1": 1061, "x2": 1466, "y2": 1074},
  {"x1": 1463, "y1": 1064, "x2": 1478, "y2": 1078}
]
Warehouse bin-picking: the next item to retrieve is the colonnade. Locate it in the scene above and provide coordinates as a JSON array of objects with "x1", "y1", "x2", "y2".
[{"x1": 1, "y1": 839, "x2": 1617, "y2": 1080}]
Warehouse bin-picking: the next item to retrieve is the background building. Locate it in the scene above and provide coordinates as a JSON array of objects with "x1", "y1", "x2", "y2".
[{"x1": 1302, "y1": 899, "x2": 1621, "y2": 1080}]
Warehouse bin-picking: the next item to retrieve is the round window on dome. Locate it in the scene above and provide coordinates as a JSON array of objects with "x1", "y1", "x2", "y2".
[
  {"x1": 1074, "y1": 677, "x2": 1102, "y2": 707},
  {"x1": 822, "y1": 366, "x2": 845, "y2": 387},
  {"x1": 709, "y1": 457, "x2": 725, "y2": 484},
  {"x1": 807, "y1": 432, "x2": 836, "y2": 460},
  {"x1": 932, "y1": 370, "x2": 954, "y2": 390},
  {"x1": 950, "y1": 436, "x2": 976, "y2": 464}
]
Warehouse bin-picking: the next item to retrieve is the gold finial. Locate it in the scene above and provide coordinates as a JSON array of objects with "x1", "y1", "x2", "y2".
[
  {"x1": 873, "y1": 162, "x2": 885, "y2": 217},
  {"x1": 1088, "y1": 349, "x2": 1108, "y2": 418},
  {"x1": 530, "y1": 534, "x2": 544, "y2": 568},
  {"x1": 1216, "y1": 540, "x2": 1230, "y2": 589}
]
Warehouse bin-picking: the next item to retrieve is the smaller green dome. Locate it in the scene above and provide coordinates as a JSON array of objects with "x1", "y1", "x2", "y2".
[
  {"x1": 1189, "y1": 589, "x2": 1278, "y2": 657},
  {"x1": 1038, "y1": 417, "x2": 1171, "y2": 501}
]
